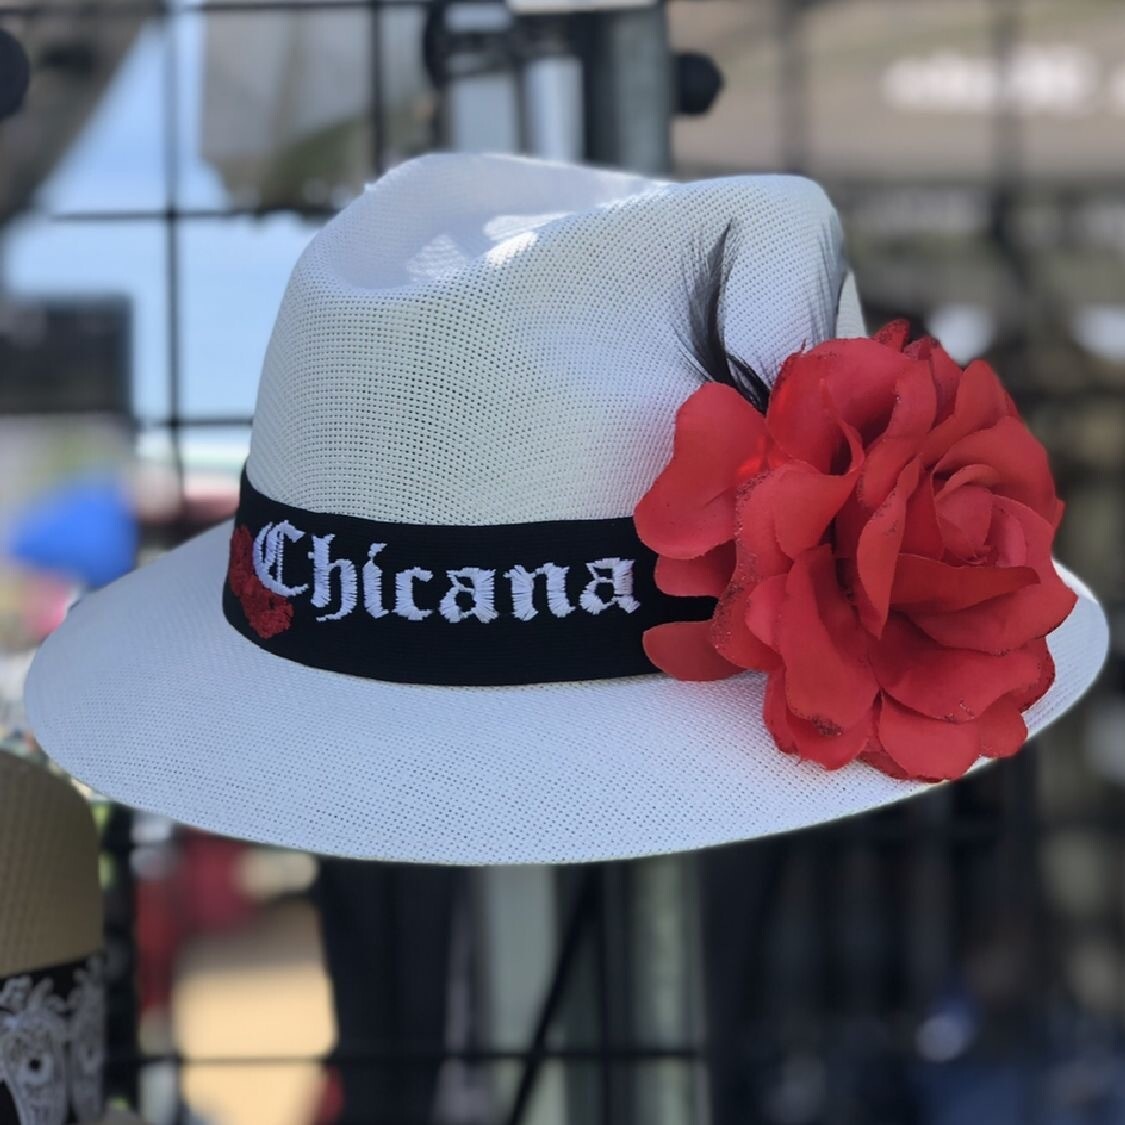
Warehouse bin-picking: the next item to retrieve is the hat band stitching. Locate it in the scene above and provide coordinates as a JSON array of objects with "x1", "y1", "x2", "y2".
[{"x1": 222, "y1": 471, "x2": 714, "y2": 686}]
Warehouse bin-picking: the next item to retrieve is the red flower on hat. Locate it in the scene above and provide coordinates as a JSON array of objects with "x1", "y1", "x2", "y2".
[
  {"x1": 227, "y1": 525, "x2": 294, "y2": 639},
  {"x1": 635, "y1": 321, "x2": 1076, "y2": 781}
]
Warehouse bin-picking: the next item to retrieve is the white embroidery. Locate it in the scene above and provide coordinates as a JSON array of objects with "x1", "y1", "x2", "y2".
[
  {"x1": 580, "y1": 558, "x2": 640, "y2": 615},
  {"x1": 253, "y1": 521, "x2": 309, "y2": 596},
  {"x1": 439, "y1": 569, "x2": 499, "y2": 624},
  {"x1": 394, "y1": 568, "x2": 434, "y2": 620},
  {"x1": 241, "y1": 520, "x2": 645, "y2": 624},
  {"x1": 67, "y1": 958, "x2": 104, "y2": 1124},
  {"x1": 310, "y1": 534, "x2": 358, "y2": 622},
  {"x1": 505, "y1": 564, "x2": 574, "y2": 620},
  {"x1": 0, "y1": 955, "x2": 108, "y2": 1125},
  {"x1": 362, "y1": 544, "x2": 389, "y2": 619},
  {"x1": 0, "y1": 977, "x2": 69, "y2": 1125}
]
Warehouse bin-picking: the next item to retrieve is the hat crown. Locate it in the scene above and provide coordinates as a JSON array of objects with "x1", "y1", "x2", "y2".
[
  {"x1": 0, "y1": 755, "x2": 101, "y2": 977},
  {"x1": 246, "y1": 154, "x2": 850, "y2": 526}
]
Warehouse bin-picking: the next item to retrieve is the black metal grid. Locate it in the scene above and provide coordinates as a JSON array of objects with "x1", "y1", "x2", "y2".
[{"x1": 2, "y1": 0, "x2": 1123, "y2": 1122}]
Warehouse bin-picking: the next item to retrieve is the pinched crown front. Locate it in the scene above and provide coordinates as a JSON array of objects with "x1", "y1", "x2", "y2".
[{"x1": 245, "y1": 154, "x2": 852, "y2": 526}]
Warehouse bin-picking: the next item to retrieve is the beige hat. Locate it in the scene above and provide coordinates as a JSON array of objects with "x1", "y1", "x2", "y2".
[{"x1": 0, "y1": 752, "x2": 144, "y2": 1124}]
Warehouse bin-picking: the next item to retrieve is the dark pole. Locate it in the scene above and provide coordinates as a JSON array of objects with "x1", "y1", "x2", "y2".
[{"x1": 578, "y1": 1, "x2": 672, "y2": 176}]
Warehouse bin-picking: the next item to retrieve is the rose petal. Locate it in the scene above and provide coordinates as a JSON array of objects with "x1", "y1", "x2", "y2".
[
  {"x1": 710, "y1": 569, "x2": 780, "y2": 670},
  {"x1": 936, "y1": 415, "x2": 1060, "y2": 523},
  {"x1": 745, "y1": 573, "x2": 788, "y2": 653},
  {"x1": 910, "y1": 577, "x2": 1078, "y2": 654},
  {"x1": 643, "y1": 620, "x2": 741, "y2": 681},
  {"x1": 854, "y1": 458, "x2": 921, "y2": 635},
  {"x1": 911, "y1": 499, "x2": 1077, "y2": 653},
  {"x1": 989, "y1": 501, "x2": 1031, "y2": 568},
  {"x1": 899, "y1": 478, "x2": 944, "y2": 558},
  {"x1": 938, "y1": 461, "x2": 999, "y2": 493},
  {"x1": 766, "y1": 352, "x2": 847, "y2": 471},
  {"x1": 875, "y1": 319, "x2": 912, "y2": 350},
  {"x1": 765, "y1": 670, "x2": 873, "y2": 769},
  {"x1": 763, "y1": 670, "x2": 798, "y2": 750},
  {"x1": 770, "y1": 458, "x2": 861, "y2": 559},
  {"x1": 872, "y1": 615, "x2": 1043, "y2": 721},
  {"x1": 936, "y1": 483, "x2": 994, "y2": 560},
  {"x1": 860, "y1": 739, "x2": 913, "y2": 781},
  {"x1": 655, "y1": 542, "x2": 736, "y2": 597},
  {"x1": 976, "y1": 696, "x2": 1028, "y2": 759},
  {"x1": 769, "y1": 337, "x2": 917, "y2": 469},
  {"x1": 856, "y1": 364, "x2": 937, "y2": 510},
  {"x1": 778, "y1": 546, "x2": 878, "y2": 732},
  {"x1": 907, "y1": 335, "x2": 962, "y2": 423},
  {"x1": 911, "y1": 578, "x2": 1077, "y2": 654},
  {"x1": 634, "y1": 384, "x2": 770, "y2": 558},
  {"x1": 920, "y1": 359, "x2": 1011, "y2": 465},
  {"x1": 890, "y1": 555, "x2": 1038, "y2": 612},
  {"x1": 857, "y1": 435, "x2": 923, "y2": 513},
  {"x1": 1008, "y1": 638, "x2": 1055, "y2": 711},
  {"x1": 733, "y1": 473, "x2": 790, "y2": 581},
  {"x1": 877, "y1": 697, "x2": 982, "y2": 781},
  {"x1": 818, "y1": 339, "x2": 919, "y2": 443}
]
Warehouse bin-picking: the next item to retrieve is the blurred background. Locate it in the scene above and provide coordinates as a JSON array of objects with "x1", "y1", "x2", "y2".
[{"x1": 0, "y1": 0, "x2": 1123, "y2": 1122}]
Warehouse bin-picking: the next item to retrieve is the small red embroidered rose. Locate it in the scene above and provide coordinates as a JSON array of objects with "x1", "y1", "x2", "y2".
[
  {"x1": 635, "y1": 321, "x2": 1076, "y2": 782},
  {"x1": 227, "y1": 525, "x2": 294, "y2": 640}
]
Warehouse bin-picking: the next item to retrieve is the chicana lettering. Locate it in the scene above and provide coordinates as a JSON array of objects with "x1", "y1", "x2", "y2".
[
  {"x1": 221, "y1": 471, "x2": 714, "y2": 685},
  {"x1": 252, "y1": 521, "x2": 641, "y2": 624}
]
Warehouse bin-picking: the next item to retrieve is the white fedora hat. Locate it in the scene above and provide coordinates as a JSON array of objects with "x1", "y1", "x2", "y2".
[
  {"x1": 0, "y1": 753, "x2": 146, "y2": 1124},
  {"x1": 25, "y1": 153, "x2": 1108, "y2": 864}
]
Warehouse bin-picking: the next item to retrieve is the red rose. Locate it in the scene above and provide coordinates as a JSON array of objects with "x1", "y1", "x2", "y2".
[
  {"x1": 635, "y1": 321, "x2": 1076, "y2": 781},
  {"x1": 227, "y1": 525, "x2": 294, "y2": 640}
]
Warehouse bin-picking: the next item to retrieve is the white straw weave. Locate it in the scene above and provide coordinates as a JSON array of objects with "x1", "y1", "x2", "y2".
[{"x1": 25, "y1": 154, "x2": 1109, "y2": 863}]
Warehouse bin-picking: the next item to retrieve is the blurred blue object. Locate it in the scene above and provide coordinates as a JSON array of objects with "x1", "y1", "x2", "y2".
[{"x1": 6, "y1": 476, "x2": 137, "y2": 588}]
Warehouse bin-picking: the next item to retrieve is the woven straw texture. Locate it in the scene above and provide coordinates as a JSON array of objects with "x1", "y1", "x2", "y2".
[
  {"x1": 247, "y1": 154, "x2": 856, "y2": 522},
  {"x1": 0, "y1": 754, "x2": 101, "y2": 977},
  {"x1": 25, "y1": 154, "x2": 1110, "y2": 864}
]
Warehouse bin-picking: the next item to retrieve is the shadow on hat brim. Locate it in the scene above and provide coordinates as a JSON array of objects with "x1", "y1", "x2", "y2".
[{"x1": 25, "y1": 521, "x2": 1110, "y2": 864}]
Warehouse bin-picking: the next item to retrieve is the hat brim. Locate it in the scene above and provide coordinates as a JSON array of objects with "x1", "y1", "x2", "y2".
[{"x1": 26, "y1": 521, "x2": 1109, "y2": 864}]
